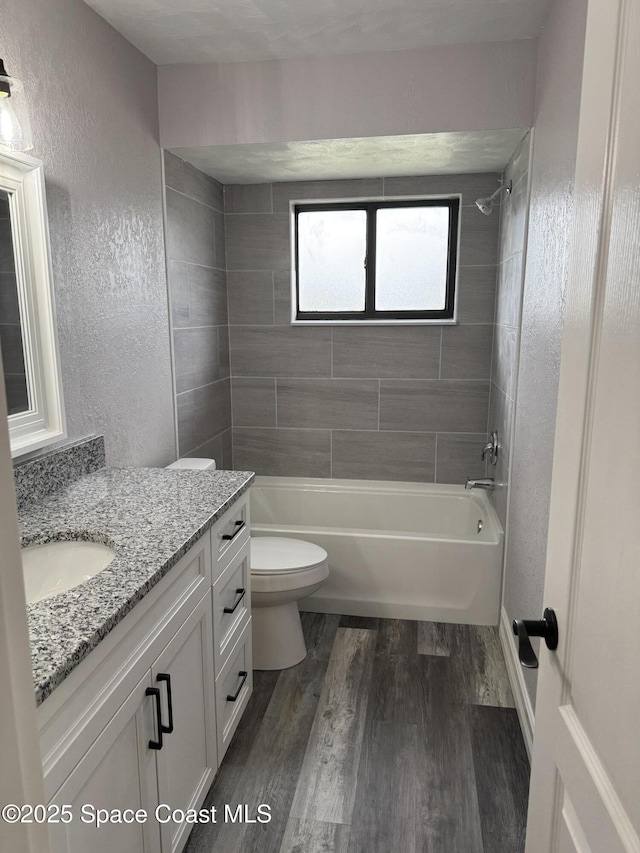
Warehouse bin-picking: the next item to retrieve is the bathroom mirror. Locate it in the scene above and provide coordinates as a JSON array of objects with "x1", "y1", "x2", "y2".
[{"x1": 0, "y1": 149, "x2": 65, "y2": 456}]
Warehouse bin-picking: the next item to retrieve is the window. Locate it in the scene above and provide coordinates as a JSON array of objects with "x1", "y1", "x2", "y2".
[{"x1": 294, "y1": 198, "x2": 459, "y2": 322}]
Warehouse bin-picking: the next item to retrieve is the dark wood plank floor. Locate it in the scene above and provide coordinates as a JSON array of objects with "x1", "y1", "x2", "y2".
[{"x1": 185, "y1": 614, "x2": 530, "y2": 853}]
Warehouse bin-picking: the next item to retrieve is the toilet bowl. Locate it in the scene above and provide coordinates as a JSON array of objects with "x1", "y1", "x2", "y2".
[{"x1": 251, "y1": 537, "x2": 329, "y2": 670}]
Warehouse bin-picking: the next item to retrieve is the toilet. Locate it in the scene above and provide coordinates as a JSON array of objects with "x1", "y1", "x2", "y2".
[
  {"x1": 165, "y1": 457, "x2": 329, "y2": 670},
  {"x1": 251, "y1": 537, "x2": 329, "y2": 670}
]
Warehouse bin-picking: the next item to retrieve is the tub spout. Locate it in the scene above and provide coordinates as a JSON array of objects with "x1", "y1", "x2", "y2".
[{"x1": 465, "y1": 477, "x2": 495, "y2": 491}]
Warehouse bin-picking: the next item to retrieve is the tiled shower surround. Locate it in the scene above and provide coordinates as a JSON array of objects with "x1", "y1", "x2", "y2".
[
  {"x1": 164, "y1": 159, "x2": 504, "y2": 482},
  {"x1": 225, "y1": 174, "x2": 501, "y2": 483},
  {"x1": 164, "y1": 153, "x2": 232, "y2": 466}
]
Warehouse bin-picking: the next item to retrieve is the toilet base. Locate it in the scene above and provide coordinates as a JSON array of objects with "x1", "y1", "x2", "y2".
[{"x1": 252, "y1": 601, "x2": 307, "y2": 670}]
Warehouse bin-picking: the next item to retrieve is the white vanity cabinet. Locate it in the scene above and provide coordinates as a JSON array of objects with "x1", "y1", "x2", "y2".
[{"x1": 38, "y1": 491, "x2": 252, "y2": 853}]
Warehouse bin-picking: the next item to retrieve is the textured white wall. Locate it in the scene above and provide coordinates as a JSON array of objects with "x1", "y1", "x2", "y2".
[
  {"x1": 503, "y1": 0, "x2": 588, "y2": 707},
  {"x1": 158, "y1": 40, "x2": 538, "y2": 150},
  {"x1": 0, "y1": 0, "x2": 175, "y2": 466}
]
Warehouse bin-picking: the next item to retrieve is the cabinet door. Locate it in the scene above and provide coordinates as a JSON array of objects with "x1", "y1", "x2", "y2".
[
  {"x1": 48, "y1": 672, "x2": 161, "y2": 853},
  {"x1": 152, "y1": 593, "x2": 217, "y2": 853}
]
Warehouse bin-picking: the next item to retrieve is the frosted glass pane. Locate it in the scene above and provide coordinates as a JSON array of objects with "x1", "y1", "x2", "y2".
[
  {"x1": 375, "y1": 207, "x2": 450, "y2": 311},
  {"x1": 298, "y1": 210, "x2": 366, "y2": 312}
]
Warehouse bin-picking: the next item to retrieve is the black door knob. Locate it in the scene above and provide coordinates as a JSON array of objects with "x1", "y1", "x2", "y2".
[{"x1": 512, "y1": 607, "x2": 558, "y2": 669}]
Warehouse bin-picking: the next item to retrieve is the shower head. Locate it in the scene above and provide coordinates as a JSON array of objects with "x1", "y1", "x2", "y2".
[
  {"x1": 475, "y1": 197, "x2": 493, "y2": 215},
  {"x1": 475, "y1": 181, "x2": 512, "y2": 216}
]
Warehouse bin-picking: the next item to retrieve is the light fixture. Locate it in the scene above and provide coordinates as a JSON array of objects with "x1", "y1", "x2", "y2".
[
  {"x1": 475, "y1": 181, "x2": 512, "y2": 216},
  {"x1": 0, "y1": 59, "x2": 33, "y2": 152}
]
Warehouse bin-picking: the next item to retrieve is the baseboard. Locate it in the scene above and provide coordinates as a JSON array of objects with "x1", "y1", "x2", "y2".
[{"x1": 499, "y1": 606, "x2": 535, "y2": 760}]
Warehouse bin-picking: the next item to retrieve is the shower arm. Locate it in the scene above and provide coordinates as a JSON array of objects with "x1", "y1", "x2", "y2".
[{"x1": 489, "y1": 181, "x2": 512, "y2": 203}]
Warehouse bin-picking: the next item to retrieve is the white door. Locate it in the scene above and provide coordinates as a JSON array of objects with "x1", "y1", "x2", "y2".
[
  {"x1": 526, "y1": 0, "x2": 640, "y2": 849},
  {"x1": 48, "y1": 672, "x2": 161, "y2": 853},
  {"x1": 153, "y1": 593, "x2": 217, "y2": 853}
]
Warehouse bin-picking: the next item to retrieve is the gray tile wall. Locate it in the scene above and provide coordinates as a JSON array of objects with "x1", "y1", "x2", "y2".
[
  {"x1": 226, "y1": 174, "x2": 501, "y2": 482},
  {"x1": 164, "y1": 153, "x2": 232, "y2": 467},
  {"x1": 487, "y1": 134, "x2": 532, "y2": 531}
]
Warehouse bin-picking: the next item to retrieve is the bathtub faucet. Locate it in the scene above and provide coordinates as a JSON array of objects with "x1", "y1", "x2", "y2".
[{"x1": 465, "y1": 477, "x2": 495, "y2": 491}]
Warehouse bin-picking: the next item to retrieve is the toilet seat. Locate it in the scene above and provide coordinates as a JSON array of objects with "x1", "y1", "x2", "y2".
[{"x1": 251, "y1": 537, "x2": 328, "y2": 575}]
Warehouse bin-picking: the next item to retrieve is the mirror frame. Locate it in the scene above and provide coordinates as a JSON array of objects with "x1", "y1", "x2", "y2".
[{"x1": 0, "y1": 150, "x2": 65, "y2": 457}]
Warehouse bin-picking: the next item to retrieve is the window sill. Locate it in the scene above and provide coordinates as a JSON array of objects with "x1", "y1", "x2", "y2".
[{"x1": 290, "y1": 318, "x2": 458, "y2": 326}]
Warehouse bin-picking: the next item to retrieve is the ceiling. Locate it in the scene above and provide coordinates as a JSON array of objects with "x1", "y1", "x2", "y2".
[
  {"x1": 84, "y1": 0, "x2": 552, "y2": 65},
  {"x1": 170, "y1": 129, "x2": 527, "y2": 184}
]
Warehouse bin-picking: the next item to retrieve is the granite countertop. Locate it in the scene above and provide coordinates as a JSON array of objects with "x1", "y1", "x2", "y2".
[{"x1": 20, "y1": 467, "x2": 254, "y2": 706}]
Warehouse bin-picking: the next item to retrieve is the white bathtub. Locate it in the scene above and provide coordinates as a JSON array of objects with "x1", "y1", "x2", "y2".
[{"x1": 250, "y1": 476, "x2": 504, "y2": 625}]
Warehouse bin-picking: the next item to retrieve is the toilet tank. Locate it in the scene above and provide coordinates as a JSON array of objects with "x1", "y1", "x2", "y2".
[{"x1": 165, "y1": 458, "x2": 216, "y2": 471}]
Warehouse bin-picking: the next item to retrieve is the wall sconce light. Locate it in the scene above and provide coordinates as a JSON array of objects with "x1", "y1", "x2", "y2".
[{"x1": 0, "y1": 59, "x2": 33, "y2": 152}]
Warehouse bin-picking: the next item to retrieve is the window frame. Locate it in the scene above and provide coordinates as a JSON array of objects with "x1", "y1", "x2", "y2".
[
  {"x1": 293, "y1": 197, "x2": 460, "y2": 323},
  {"x1": 0, "y1": 150, "x2": 66, "y2": 457}
]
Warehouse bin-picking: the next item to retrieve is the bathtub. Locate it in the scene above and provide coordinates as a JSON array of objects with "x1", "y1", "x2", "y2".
[{"x1": 250, "y1": 476, "x2": 504, "y2": 626}]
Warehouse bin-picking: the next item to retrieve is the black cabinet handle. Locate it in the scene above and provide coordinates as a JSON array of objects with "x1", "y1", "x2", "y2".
[
  {"x1": 157, "y1": 673, "x2": 174, "y2": 734},
  {"x1": 146, "y1": 687, "x2": 163, "y2": 750},
  {"x1": 512, "y1": 607, "x2": 559, "y2": 669},
  {"x1": 222, "y1": 520, "x2": 246, "y2": 541},
  {"x1": 226, "y1": 671, "x2": 248, "y2": 702},
  {"x1": 223, "y1": 588, "x2": 246, "y2": 614}
]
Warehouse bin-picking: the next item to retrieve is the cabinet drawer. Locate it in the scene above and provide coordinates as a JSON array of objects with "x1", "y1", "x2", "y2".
[
  {"x1": 212, "y1": 540, "x2": 251, "y2": 673},
  {"x1": 215, "y1": 620, "x2": 253, "y2": 762},
  {"x1": 211, "y1": 493, "x2": 249, "y2": 572}
]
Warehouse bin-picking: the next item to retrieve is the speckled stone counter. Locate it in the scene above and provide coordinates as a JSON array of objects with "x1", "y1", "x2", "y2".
[{"x1": 20, "y1": 467, "x2": 254, "y2": 705}]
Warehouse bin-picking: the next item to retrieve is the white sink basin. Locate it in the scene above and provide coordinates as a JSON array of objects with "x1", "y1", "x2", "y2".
[{"x1": 21, "y1": 540, "x2": 116, "y2": 604}]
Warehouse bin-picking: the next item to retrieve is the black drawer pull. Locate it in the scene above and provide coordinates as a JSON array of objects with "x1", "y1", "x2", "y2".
[
  {"x1": 157, "y1": 673, "x2": 174, "y2": 734},
  {"x1": 146, "y1": 687, "x2": 163, "y2": 750},
  {"x1": 223, "y1": 588, "x2": 246, "y2": 614},
  {"x1": 222, "y1": 520, "x2": 246, "y2": 541},
  {"x1": 227, "y1": 671, "x2": 248, "y2": 702}
]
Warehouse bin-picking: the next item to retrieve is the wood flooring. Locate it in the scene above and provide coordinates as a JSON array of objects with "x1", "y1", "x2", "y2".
[{"x1": 185, "y1": 614, "x2": 530, "y2": 853}]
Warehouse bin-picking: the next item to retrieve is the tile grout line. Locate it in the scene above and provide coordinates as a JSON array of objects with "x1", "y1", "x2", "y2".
[
  {"x1": 330, "y1": 326, "x2": 334, "y2": 379},
  {"x1": 165, "y1": 184, "x2": 223, "y2": 214},
  {"x1": 231, "y1": 426, "x2": 487, "y2": 435},
  {"x1": 225, "y1": 210, "x2": 286, "y2": 216},
  {"x1": 271, "y1": 270, "x2": 276, "y2": 325},
  {"x1": 434, "y1": 433, "x2": 438, "y2": 483},
  {"x1": 226, "y1": 374, "x2": 490, "y2": 383},
  {"x1": 330, "y1": 429, "x2": 333, "y2": 478},
  {"x1": 275, "y1": 377, "x2": 278, "y2": 428},
  {"x1": 172, "y1": 323, "x2": 229, "y2": 332},
  {"x1": 176, "y1": 376, "x2": 230, "y2": 397}
]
